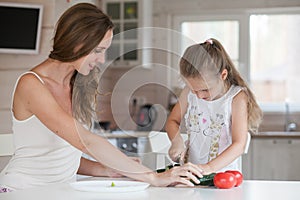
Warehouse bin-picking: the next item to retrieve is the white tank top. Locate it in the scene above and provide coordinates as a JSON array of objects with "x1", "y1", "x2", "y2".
[
  {"x1": 0, "y1": 72, "x2": 82, "y2": 190},
  {"x1": 185, "y1": 85, "x2": 243, "y2": 172}
]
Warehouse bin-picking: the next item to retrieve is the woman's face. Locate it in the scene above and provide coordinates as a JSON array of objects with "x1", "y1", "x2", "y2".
[{"x1": 75, "y1": 29, "x2": 113, "y2": 75}]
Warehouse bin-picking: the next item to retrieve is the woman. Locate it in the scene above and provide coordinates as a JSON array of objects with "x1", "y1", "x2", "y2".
[{"x1": 0, "y1": 3, "x2": 202, "y2": 192}]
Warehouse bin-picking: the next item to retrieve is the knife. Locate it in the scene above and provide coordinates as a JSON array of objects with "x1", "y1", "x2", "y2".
[{"x1": 177, "y1": 150, "x2": 186, "y2": 166}]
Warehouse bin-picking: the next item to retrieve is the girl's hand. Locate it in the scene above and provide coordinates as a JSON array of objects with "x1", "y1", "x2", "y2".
[
  {"x1": 152, "y1": 162, "x2": 203, "y2": 187},
  {"x1": 168, "y1": 140, "x2": 186, "y2": 162},
  {"x1": 198, "y1": 164, "x2": 214, "y2": 175}
]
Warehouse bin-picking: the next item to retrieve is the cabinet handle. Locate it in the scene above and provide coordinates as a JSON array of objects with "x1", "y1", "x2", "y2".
[
  {"x1": 132, "y1": 142, "x2": 137, "y2": 149},
  {"x1": 272, "y1": 139, "x2": 293, "y2": 144},
  {"x1": 121, "y1": 143, "x2": 128, "y2": 149}
]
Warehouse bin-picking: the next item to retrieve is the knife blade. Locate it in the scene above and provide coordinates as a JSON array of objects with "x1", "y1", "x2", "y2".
[{"x1": 177, "y1": 150, "x2": 186, "y2": 166}]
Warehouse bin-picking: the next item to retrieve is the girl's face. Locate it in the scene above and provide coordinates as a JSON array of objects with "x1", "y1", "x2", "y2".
[
  {"x1": 75, "y1": 29, "x2": 113, "y2": 75},
  {"x1": 185, "y1": 69, "x2": 228, "y2": 101}
]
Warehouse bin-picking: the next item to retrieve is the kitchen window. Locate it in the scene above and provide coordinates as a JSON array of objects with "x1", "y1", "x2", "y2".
[
  {"x1": 181, "y1": 20, "x2": 240, "y2": 73},
  {"x1": 250, "y1": 13, "x2": 300, "y2": 111},
  {"x1": 173, "y1": 9, "x2": 300, "y2": 112}
]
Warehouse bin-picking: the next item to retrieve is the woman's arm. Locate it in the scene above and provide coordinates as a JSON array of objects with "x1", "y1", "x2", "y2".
[
  {"x1": 165, "y1": 86, "x2": 189, "y2": 161},
  {"x1": 78, "y1": 155, "x2": 141, "y2": 178},
  {"x1": 77, "y1": 157, "x2": 123, "y2": 178},
  {"x1": 14, "y1": 74, "x2": 202, "y2": 186},
  {"x1": 200, "y1": 91, "x2": 248, "y2": 174}
]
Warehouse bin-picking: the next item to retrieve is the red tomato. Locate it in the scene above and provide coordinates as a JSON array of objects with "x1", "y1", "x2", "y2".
[
  {"x1": 225, "y1": 170, "x2": 243, "y2": 187},
  {"x1": 213, "y1": 172, "x2": 236, "y2": 189}
]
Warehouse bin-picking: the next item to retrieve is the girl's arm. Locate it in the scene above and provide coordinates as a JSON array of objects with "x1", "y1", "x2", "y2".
[
  {"x1": 165, "y1": 86, "x2": 189, "y2": 161},
  {"x1": 14, "y1": 74, "x2": 202, "y2": 186},
  {"x1": 201, "y1": 91, "x2": 248, "y2": 174}
]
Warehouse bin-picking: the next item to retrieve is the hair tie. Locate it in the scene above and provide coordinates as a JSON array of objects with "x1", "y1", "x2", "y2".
[{"x1": 205, "y1": 39, "x2": 213, "y2": 45}]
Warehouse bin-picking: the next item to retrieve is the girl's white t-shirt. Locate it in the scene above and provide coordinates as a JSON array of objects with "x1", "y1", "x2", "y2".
[
  {"x1": 0, "y1": 72, "x2": 82, "y2": 190},
  {"x1": 184, "y1": 85, "x2": 243, "y2": 172}
]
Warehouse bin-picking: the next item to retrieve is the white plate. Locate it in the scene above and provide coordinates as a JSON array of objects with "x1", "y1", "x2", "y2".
[{"x1": 70, "y1": 180, "x2": 150, "y2": 193}]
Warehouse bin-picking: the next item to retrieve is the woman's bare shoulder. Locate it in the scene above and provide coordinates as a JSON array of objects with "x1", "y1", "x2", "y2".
[
  {"x1": 14, "y1": 72, "x2": 51, "y2": 104},
  {"x1": 16, "y1": 72, "x2": 44, "y2": 89}
]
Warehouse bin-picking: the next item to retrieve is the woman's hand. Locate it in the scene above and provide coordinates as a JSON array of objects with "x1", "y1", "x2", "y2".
[
  {"x1": 152, "y1": 162, "x2": 203, "y2": 187},
  {"x1": 103, "y1": 167, "x2": 124, "y2": 178},
  {"x1": 103, "y1": 157, "x2": 141, "y2": 178}
]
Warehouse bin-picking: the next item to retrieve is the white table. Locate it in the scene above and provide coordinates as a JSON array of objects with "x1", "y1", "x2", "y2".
[{"x1": 1, "y1": 178, "x2": 300, "y2": 200}]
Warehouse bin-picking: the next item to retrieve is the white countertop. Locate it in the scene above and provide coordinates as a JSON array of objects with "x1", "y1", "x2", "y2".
[
  {"x1": 94, "y1": 130, "x2": 150, "y2": 138},
  {"x1": 1, "y1": 177, "x2": 300, "y2": 200}
]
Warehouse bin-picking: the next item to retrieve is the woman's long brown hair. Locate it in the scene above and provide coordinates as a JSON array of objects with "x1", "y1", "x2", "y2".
[{"x1": 49, "y1": 3, "x2": 114, "y2": 128}]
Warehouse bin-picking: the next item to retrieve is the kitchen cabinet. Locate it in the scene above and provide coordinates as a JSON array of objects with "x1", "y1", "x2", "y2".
[
  {"x1": 103, "y1": 0, "x2": 152, "y2": 67},
  {"x1": 244, "y1": 137, "x2": 300, "y2": 181}
]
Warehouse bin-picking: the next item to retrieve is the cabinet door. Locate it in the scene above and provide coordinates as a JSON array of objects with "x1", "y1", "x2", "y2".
[
  {"x1": 252, "y1": 138, "x2": 300, "y2": 180},
  {"x1": 104, "y1": 0, "x2": 139, "y2": 65}
]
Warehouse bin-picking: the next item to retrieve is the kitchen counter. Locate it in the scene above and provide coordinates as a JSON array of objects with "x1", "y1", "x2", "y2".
[
  {"x1": 93, "y1": 130, "x2": 150, "y2": 139},
  {"x1": 253, "y1": 131, "x2": 300, "y2": 138},
  {"x1": 94, "y1": 130, "x2": 300, "y2": 139},
  {"x1": 1, "y1": 177, "x2": 299, "y2": 200}
]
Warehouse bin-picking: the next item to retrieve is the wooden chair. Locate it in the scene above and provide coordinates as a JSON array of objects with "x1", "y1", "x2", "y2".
[
  {"x1": 237, "y1": 132, "x2": 251, "y2": 172},
  {"x1": 148, "y1": 131, "x2": 188, "y2": 169}
]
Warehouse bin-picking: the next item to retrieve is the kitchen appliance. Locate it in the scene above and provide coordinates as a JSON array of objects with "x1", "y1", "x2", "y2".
[
  {"x1": 115, "y1": 104, "x2": 157, "y2": 157},
  {"x1": 117, "y1": 137, "x2": 138, "y2": 156},
  {"x1": 136, "y1": 104, "x2": 157, "y2": 131},
  {"x1": 99, "y1": 121, "x2": 111, "y2": 131}
]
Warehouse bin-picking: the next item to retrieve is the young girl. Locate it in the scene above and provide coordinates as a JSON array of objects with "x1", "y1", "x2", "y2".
[
  {"x1": 0, "y1": 3, "x2": 202, "y2": 192},
  {"x1": 166, "y1": 38, "x2": 262, "y2": 174}
]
